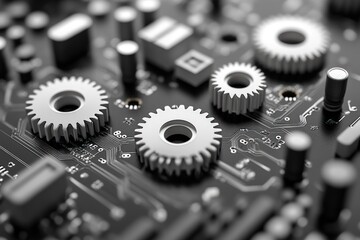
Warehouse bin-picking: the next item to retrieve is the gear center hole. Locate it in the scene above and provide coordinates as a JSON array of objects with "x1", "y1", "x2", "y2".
[
  {"x1": 226, "y1": 72, "x2": 252, "y2": 89},
  {"x1": 278, "y1": 30, "x2": 305, "y2": 45},
  {"x1": 51, "y1": 91, "x2": 85, "y2": 113},
  {"x1": 161, "y1": 120, "x2": 196, "y2": 145}
]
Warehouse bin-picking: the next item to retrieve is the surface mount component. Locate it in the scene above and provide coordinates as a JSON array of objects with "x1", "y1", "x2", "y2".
[
  {"x1": 175, "y1": 49, "x2": 214, "y2": 87},
  {"x1": 48, "y1": 13, "x2": 93, "y2": 68},
  {"x1": 138, "y1": 17, "x2": 193, "y2": 71},
  {"x1": 26, "y1": 77, "x2": 109, "y2": 142},
  {"x1": 253, "y1": 16, "x2": 330, "y2": 74},
  {"x1": 210, "y1": 62, "x2": 267, "y2": 115},
  {"x1": 336, "y1": 119, "x2": 360, "y2": 159},
  {"x1": 1, "y1": 156, "x2": 67, "y2": 228},
  {"x1": 135, "y1": 105, "x2": 222, "y2": 176}
]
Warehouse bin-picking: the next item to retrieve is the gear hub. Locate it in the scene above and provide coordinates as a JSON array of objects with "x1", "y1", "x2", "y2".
[
  {"x1": 26, "y1": 77, "x2": 109, "y2": 142},
  {"x1": 210, "y1": 62, "x2": 267, "y2": 115},
  {"x1": 135, "y1": 105, "x2": 222, "y2": 176},
  {"x1": 253, "y1": 15, "x2": 330, "y2": 75}
]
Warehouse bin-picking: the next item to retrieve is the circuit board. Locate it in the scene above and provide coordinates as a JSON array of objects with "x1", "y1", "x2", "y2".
[{"x1": 0, "y1": 0, "x2": 360, "y2": 239}]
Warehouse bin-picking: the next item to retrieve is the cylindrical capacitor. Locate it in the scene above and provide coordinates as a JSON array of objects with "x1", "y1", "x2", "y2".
[
  {"x1": 264, "y1": 216, "x2": 292, "y2": 240},
  {"x1": 15, "y1": 44, "x2": 36, "y2": 61},
  {"x1": 17, "y1": 62, "x2": 33, "y2": 84},
  {"x1": 324, "y1": 67, "x2": 349, "y2": 112},
  {"x1": 117, "y1": 41, "x2": 139, "y2": 85},
  {"x1": 136, "y1": 0, "x2": 160, "y2": 26},
  {"x1": 283, "y1": 131, "x2": 311, "y2": 184},
  {"x1": 0, "y1": 37, "x2": 8, "y2": 80},
  {"x1": 114, "y1": 6, "x2": 137, "y2": 41},
  {"x1": 318, "y1": 159, "x2": 356, "y2": 225},
  {"x1": 25, "y1": 11, "x2": 50, "y2": 31},
  {"x1": 6, "y1": 25, "x2": 26, "y2": 49}
]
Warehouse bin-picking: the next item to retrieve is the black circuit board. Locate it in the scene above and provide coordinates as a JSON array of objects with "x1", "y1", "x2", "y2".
[{"x1": 0, "y1": 0, "x2": 360, "y2": 239}]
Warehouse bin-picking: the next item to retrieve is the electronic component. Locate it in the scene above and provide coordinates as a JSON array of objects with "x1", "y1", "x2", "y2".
[
  {"x1": 138, "y1": 17, "x2": 193, "y2": 71},
  {"x1": 215, "y1": 196, "x2": 276, "y2": 240},
  {"x1": 324, "y1": 67, "x2": 349, "y2": 113},
  {"x1": 117, "y1": 40, "x2": 139, "y2": 85},
  {"x1": 336, "y1": 119, "x2": 360, "y2": 158},
  {"x1": 0, "y1": 12, "x2": 12, "y2": 31},
  {"x1": 0, "y1": 1, "x2": 360, "y2": 239},
  {"x1": 317, "y1": 159, "x2": 357, "y2": 234},
  {"x1": 15, "y1": 44, "x2": 35, "y2": 61},
  {"x1": 283, "y1": 131, "x2": 311, "y2": 184},
  {"x1": 253, "y1": 16, "x2": 330, "y2": 74},
  {"x1": 135, "y1": 105, "x2": 222, "y2": 176},
  {"x1": 48, "y1": 13, "x2": 93, "y2": 68},
  {"x1": 25, "y1": 11, "x2": 49, "y2": 31},
  {"x1": 136, "y1": 0, "x2": 161, "y2": 26},
  {"x1": 264, "y1": 216, "x2": 292, "y2": 239},
  {"x1": 26, "y1": 77, "x2": 109, "y2": 142},
  {"x1": 210, "y1": 62, "x2": 267, "y2": 114},
  {"x1": 0, "y1": 37, "x2": 8, "y2": 80},
  {"x1": 6, "y1": 25, "x2": 26, "y2": 49},
  {"x1": 175, "y1": 49, "x2": 214, "y2": 87},
  {"x1": 1, "y1": 156, "x2": 67, "y2": 228},
  {"x1": 114, "y1": 6, "x2": 137, "y2": 41}
]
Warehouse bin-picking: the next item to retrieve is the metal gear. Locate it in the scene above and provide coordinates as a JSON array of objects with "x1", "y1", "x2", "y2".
[
  {"x1": 210, "y1": 62, "x2": 267, "y2": 115},
  {"x1": 253, "y1": 15, "x2": 330, "y2": 74},
  {"x1": 26, "y1": 77, "x2": 109, "y2": 142},
  {"x1": 329, "y1": 0, "x2": 360, "y2": 17},
  {"x1": 135, "y1": 105, "x2": 222, "y2": 176}
]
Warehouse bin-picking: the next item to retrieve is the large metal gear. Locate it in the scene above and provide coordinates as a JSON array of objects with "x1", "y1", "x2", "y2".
[
  {"x1": 134, "y1": 105, "x2": 222, "y2": 176},
  {"x1": 210, "y1": 62, "x2": 267, "y2": 115},
  {"x1": 26, "y1": 77, "x2": 109, "y2": 142},
  {"x1": 253, "y1": 15, "x2": 330, "y2": 75}
]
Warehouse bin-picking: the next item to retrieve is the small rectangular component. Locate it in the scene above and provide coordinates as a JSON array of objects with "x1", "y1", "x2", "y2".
[
  {"x1": 138, "y1": 17, "x2": 193, "y2": 71},
  {"x1": 175, "y1": 49, "x2": 214, "y2": 87},
  {"x1": 1, "y1": 156, "x2": 67, "y2": 228},
  {"x1": 48, "y1": 13, "x2": 92, "y2": 68},
  {"x1": 214, "y1": 196, "x2": 276, "y2": 240},
  {"x1": 336, "y1": 118, "x2": 360, "y2": 158}
]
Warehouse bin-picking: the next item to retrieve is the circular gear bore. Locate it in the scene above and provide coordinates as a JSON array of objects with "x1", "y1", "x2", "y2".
[
  {"x1": 253, "y1": 15, "x2": 330, "y2": 75},
  {"x1": 135, "y1": 105, "x2": 222, "y2": 176},
  {"x1": 26, "y1": 76, "x2": 109, "y2": 142},
  {"x1": 210, "y1": 62, "x2": 267, "y2": 115}
]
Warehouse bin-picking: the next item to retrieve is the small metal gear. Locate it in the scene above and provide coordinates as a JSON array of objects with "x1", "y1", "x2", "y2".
[
  {"x1": 210, "y1": 62, "x2": 267, "y2": 115},
  {"x1": 253, "y1": 15, "x2": 330, "y2": 74},
  {"x1": 329, "y1": 0, "x2": 360, "y2": 17},
  {"x1": 26, "y1": 77, "x2": 109, "y2": 142},
  {"x1": 135, "y1": 105, "x2": 222, "y2": 176}
]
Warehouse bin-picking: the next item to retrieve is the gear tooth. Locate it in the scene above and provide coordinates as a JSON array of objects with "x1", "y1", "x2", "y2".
[
  {"x1": 95, "y1": 112, "x2": 105, "y2": 126},
  {"x1": 37, "y1": 121, "x2": 46, "y2": 138},
  {"x1": 54, "y1": 125, "x2": 62, "y2": 142},
  {"x1": 29, "y1": 117, "x2": 40, "y2": 133},
  {"x1": 178, "y1": 105, "x2": 185, "y2": 110}
]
